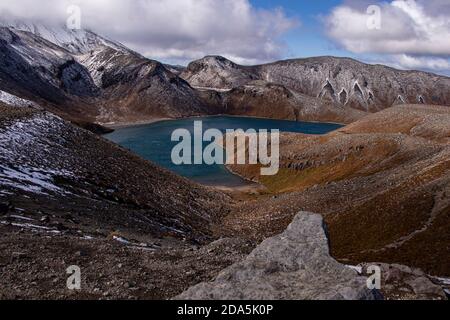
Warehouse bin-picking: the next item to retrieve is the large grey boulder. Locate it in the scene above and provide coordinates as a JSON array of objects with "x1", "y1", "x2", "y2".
[{"x1": 176, "y1": 212, "x2": 379, "y2": 300}]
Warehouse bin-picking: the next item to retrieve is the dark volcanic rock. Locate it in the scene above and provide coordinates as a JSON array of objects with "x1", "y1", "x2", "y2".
[
  {"x1": 220, "y1": 80, "x2": 366, "y2": 124},
  {"x1": 79, "y1": 47, "x2": 216, "y2": 123},
  {"x1": 0, "y1": 201, "x2": 11, "y2": 214},
  {"x1": 222, "y1": 105, "x2": 450, "y2": 278}
]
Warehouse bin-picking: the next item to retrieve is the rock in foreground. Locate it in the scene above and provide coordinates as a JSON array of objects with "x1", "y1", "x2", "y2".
[{"x1": 177, "y1": 212, "x2": 379, "y2": 300}]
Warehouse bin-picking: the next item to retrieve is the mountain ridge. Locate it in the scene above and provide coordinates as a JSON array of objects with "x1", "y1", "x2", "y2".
[
  {"x1": 0, "y1": 24, "x2": 215, "y2": 127},
  {"x1": 182, "y1": 55, "x2": 450, "y2": 112},
  {"x1": 1, "y1": 23, "x2": 449, "y2": 128}
]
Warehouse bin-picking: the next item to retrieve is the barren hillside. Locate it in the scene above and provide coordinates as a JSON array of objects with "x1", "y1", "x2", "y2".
[{"x1": 224, "y1": 105, "x2": 450, "y2": 277}]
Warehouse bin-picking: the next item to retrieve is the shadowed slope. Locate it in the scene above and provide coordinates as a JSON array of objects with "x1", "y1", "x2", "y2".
[{"x1": 0, "y1": 104, "x2": 229, "y2": 241}]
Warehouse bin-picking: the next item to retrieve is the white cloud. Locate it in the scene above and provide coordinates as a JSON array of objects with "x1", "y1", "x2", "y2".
[
  {"x1": 367, "y1": 54, "x2": 450, "y2": 73},
  {"x1": 324, "y1": 0, "x2": 450, "y2": 74},
  {"x1": 0, "y1": 0, "x2": 297, "y2": 64},
  {"x1": 392, "y1": 54, "x2": 450, "y2": 70},
  {"x1": 325, "y1": 0, "x2": 450, "y2": 56}
]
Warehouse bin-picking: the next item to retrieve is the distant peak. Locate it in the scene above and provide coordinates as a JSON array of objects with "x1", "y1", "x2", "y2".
[
  {"x1": 190, "y1": 55, "x2": 239, "y2": 69},
  {"x1": 204, "y1": 55, "x2": 231, "y2": 61},
  {"x1": 0, "y1": 20, "x2": 133, "y2": 56}
]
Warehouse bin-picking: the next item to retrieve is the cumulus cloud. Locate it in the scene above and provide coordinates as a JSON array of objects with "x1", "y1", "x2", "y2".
[
  {"x1": 366, "y1": 54, "x2": 450, "y2": 74},
  {"x1": 325, "y1": 0, "x2": 450, "y2": 56},
  {"x1": 324, "y1": 0, "x2": 450, "y2": 73},
  {"x1": 0, "y1": 0, "x2": 297, "y2": 65},
  {"x1": 392, "y1": 54, "x2": 450, "y2": 71}
]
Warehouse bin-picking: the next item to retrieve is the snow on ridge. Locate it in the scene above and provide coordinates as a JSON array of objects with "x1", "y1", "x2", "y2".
[{"x1": 3, "y1": 20, "x2": 133, "y2": 56}]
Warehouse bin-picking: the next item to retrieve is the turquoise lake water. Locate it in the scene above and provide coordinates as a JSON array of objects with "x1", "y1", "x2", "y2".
[{"x1": 104, "y1": 116, "x2": 343, "y2": 186}]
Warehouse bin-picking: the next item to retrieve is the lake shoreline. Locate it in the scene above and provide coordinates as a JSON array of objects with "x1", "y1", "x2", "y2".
[
  {"x1": 104, "y1": 116, "x2": 343, "y2": 191},
  {"x1": 101, "y1": 114, "x2": 347, "y2": 131},
  {"x1": 101, "y1": 118, "x2": 172, "y2": 129}
]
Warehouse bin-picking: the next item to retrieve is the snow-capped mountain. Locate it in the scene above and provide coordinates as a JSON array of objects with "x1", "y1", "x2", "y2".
[
  {"x1": 181, "y1": 56, "x2": 450, "y2": 113},
  {"x1": 1, "y1": 21, "x2": 134, "y2": 55},
  {"x1": 0, "y1": 22, "x2": 213, "y2": 126},
  {"x1": 0, "y1": 26, "x2": 97, "y2": 111},
  {"x1": 1, "y1": 21, "x2": 449, "y2": 127}
]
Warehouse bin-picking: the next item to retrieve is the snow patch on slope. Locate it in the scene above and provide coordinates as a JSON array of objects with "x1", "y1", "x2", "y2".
[
  {"x1": 0, "y1": 113, "x2": 73, "y2": 196},
  {"x1": 0, "y1": 90, "x2": 39, "y2": 108},
  {"x1": 3, "y1": 21, "x2": 134, "y2": 55},
  {"x1": 0, "y1": 165, "x2": 67, "y2": 195}
]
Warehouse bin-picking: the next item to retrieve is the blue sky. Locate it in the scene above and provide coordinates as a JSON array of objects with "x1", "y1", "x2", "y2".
[
  {"x1": 246, "y1": 0, "x2": 450, "y2": 75},
  {"x1": 250, "y1": 0, "x2": 349, "y2": 58}
]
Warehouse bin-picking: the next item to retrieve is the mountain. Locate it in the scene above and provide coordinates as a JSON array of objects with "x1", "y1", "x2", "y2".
[
  {"x1": 0, "y1": 23, "x2": 215, "y2": 127},
  {"x1": 181, "y1": 55, "x2": 369, "y2": 123},
  {"x1": 1, "y1": 22, "x2": 449, "y2": 127},
  {"x1": 181, "y1": 56, "x2": 450, "y2": 122},
  {"x1": 3, "y1": 21, "x2": 134, "y2": 55},
  {"x1": 78, "y1": 45, "x2": 213, "y2": 123},
  {"x1": 181, "y1": 55, "x2": 259, "y2": 89},
  {"x1": 258, "y1": 57, "x2": 450, "y2": 111}
]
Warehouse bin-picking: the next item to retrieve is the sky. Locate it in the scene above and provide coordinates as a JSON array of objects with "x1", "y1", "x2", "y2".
[
  {"x1": 0, "y1": 0, "x2": 449, "y2": 75},
  {"x1": 251, "y1": 0, "x2": 450, "y2": 75}
]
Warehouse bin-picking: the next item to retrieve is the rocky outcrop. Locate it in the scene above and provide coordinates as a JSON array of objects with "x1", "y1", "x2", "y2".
[
  {"x1": 181, "y1": 55, "x2": 258, "y2": 89},
  {"x1": 177, "y1": 212, "x2": 379, "y2": 300},
  {"x1": 78, "y1": 47, "x2": 216, "y2": 123}
]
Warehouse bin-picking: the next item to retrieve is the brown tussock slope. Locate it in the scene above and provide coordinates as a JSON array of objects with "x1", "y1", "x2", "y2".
[{"x1": 223, "y1": 105, "x2": 450, "y2": 276}]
